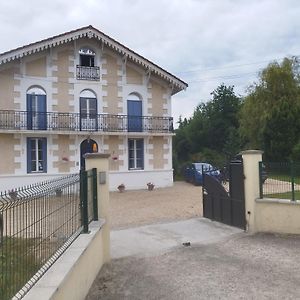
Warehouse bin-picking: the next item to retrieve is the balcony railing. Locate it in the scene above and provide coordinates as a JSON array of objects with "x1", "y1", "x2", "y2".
[
  {"x1": 76, "y1": 65, "x2": 100, "y2": 81},
  {"x1": 0, "y1": 110, "x2": 173, "y2": 133}
]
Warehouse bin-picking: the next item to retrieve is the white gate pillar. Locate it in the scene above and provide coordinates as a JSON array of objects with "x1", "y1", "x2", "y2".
[
  {"x1": 241, "y1": 150, "x2": 263, "y2": 233},
  {"x1": 84, "y1": 153, "x2": 111, "y2": 262}
]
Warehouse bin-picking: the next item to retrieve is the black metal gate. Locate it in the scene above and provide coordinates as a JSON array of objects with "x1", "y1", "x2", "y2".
[{"x1": 202, "y1": 160, "x2": 245, "y2": 229}]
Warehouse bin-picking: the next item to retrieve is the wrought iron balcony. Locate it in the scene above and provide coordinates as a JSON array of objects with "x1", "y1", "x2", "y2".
[
  {"x1": 76, "y1": 65, "x2": 100, "y2": 81},
  {"x1": 0, "y1": 110, "x2": 173, "y2": 133}
]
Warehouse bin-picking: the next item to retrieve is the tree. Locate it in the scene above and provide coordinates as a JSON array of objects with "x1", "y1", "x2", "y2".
[
  {"x1": 263, "y1": 101, "x2": 300, "y2": 161},
  {"x1": 239, "y1": 57, "x2": 300, "y2": 160},
  {"x1": 173, "y1": 84, "x2": 242, "y2": 172}
]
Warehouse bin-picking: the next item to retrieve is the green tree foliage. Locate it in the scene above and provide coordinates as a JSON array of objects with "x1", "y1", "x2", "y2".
[
  {"x1": 173, "y1": 84, "x2": 242, "y2": 174},
  {"x1": 240, "y1": 57, "x2": 300, "y2": 161}
]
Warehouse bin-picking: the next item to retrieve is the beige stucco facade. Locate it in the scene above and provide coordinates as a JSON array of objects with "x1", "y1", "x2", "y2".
[
  {"x1": 52, "y1": 47, "x2": 75, "y2": 112},
  {"x1": 105, "y1": 136, "x2": 124, "y2": 171},
  {"x1": 126, "y1": 65, "x2": 143, "y2": 85},
  {"x1": 0, "y1": 26, "x2": 187, "y2": 191},
  {"x1": 102, "y1": 53, "x2": 123, "y2": 115},
  {"x1": 148, "y1": 80, "x2": 168, "y2": 117},
  {"x1": 53, "y1": 135, "x2": 76, "y2": 173},
  {"x1": 0, "y1": 134, "x2": 20, "y2": 174},
  {"x1": 25, "y1": 56, "x2": 47, "y2": 78},
  {"x1": 0, "y1": 66, "x2": 20, "y2": 110},
  {"x1": 149, "y1": 136, "x2": 169, "y2": 169}
]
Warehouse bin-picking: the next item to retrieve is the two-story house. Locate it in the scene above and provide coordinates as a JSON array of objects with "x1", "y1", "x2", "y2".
[{"x1": 0, "y1": 25, "x2": 187, "y2": 191}]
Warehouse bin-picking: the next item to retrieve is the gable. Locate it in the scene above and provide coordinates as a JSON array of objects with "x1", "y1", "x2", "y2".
[
  {"x1": 25, "y1": 56, "x2": 47, "y2": 77},
  {"x1": 126, "y1": 65, "x2": 143, "y2": 85},
  {"x1": 0, "y1": 26, "x2": 187, "y2": 95}
]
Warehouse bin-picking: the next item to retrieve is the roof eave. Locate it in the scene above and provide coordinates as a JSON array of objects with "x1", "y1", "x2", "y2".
[{"x1": 0, "y1": 25, "x2": 188, "y2": 92}]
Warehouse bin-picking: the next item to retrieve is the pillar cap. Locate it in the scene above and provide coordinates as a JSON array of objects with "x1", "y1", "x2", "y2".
[
  {"x1": 239, "y1": 150, "x2": 264, "y2": 155},
  {"x1": 83, "y1": 153, "x2": 111, "y2": 159}
]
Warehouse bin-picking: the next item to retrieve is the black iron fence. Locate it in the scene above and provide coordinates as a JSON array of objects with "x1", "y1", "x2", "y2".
[
  {"x1": 259, "y1": 162, "x2": 300, "y2": 201},
  {"x1": 0, "y1": 110, "x2": 173, "y2": 133},
  {"x1": 80, "y1": 168, "x2": 98, "y2": 233},
  {"x1": 0, "y1": 169, "x2": 98, "y2": 299}
]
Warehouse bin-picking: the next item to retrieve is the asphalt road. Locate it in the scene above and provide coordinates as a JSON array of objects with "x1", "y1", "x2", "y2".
[{"x1": 86, "y1": 222, "x2": 300, "y2": 299}]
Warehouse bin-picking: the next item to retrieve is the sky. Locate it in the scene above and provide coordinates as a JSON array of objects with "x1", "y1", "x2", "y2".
[{"x1": 0, "y1": 0, "x2": 300, "y2": 127}]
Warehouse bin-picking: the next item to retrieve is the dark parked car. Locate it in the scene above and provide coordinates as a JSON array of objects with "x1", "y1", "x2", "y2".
[
  {"x1": 183, "y1": 162, "x2": 221, "y2": 185},
  {"x1": 221, "y1": 156, "x2": 268, "y2": 184}
]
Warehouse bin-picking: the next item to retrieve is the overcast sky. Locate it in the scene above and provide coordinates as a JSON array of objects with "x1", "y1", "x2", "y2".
[{"x1": 1, "y1": 0, "x2": 300, "y2": 126}]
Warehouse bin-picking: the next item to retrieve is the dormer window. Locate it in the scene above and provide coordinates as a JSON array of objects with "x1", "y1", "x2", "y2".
[
  {"x1": 79, "y1": 48, "x2": 95, "y2": 67},
  {"x1": 76, "y1": 48, "x2": 100, "y2": 81}
]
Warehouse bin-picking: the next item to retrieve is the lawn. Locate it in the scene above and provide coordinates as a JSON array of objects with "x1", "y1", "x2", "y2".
[
  {"x1": 0, "y1": 237, "x2": 40, "y2": 300},
  {"x1": 265, "y1": 190, "x2": 300, "y2": 201},
  {"x1": 268, "y1": 173, "x2": 300, "y2": 183}
]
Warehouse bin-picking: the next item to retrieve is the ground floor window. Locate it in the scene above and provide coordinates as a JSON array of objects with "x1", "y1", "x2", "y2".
[
  {"x1": 128, "y1": 139, "x2": 144, "y2": 170},
  {"x1": 27, "y1": 137, "x2": 47, "y2": 173}
]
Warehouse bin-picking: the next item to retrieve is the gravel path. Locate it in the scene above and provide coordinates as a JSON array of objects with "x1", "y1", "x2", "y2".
[
  {"x1": 110, "y1": 181, "x2": 202, "y2": 229},
  {"x1": 86, "y1": 233, "x2": 300, "y2": 300}
]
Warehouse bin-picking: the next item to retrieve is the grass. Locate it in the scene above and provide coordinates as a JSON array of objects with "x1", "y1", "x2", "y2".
[
  {"x1": 265, "y1": 190, "x2": 300, "y2": 201},
  {"x1": 268, "y1": 173, "x2": 300, "y2": 183},
  {"x1": 0, "y1": 237, "x2": 40, "y2": 300}
]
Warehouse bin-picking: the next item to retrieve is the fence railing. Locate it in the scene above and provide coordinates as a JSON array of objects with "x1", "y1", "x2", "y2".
[
  {"x1": 0, "y1": 170, "x2": 98, "y2": 300},
  {"x1": 0, "y1": 110, "x2": 174, "y2": 133},
  {"x1": 76, "y1": 65, "x2": 100, "y2": 81},
  {"x1": 259, "y1": 162, "x2": 300, "y2": 201}
]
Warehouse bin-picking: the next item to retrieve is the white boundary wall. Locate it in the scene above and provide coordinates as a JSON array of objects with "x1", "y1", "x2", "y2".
[
  {"x1": 0, "y1": 169, "x2": 173, "y2": 192},
  {"x1": 242, "y1": 150, "x2": 300, "y2": 235}
]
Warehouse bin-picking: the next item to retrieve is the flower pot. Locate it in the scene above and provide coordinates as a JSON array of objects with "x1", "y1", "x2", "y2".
[
  {"x1": 147, "y1": 183, "x2": 154, "y2": 191},
  {"x1": 118, "y1": 185, "x2": 125, "y2": 193}
]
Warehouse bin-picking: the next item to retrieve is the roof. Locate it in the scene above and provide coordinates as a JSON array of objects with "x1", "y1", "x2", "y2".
[{"x1": 0, "y1": 25, "x2": 188, "y2": 94}]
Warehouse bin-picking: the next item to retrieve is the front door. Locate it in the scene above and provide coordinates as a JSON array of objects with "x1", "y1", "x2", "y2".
[
  {"x1": 80, "y1": 97, "x2": 97, "y2": 131},
  {"x1": 27, "y1": 94, "x2": 47, "y2": 130},
  {"x1": 80, "y1": 139, "x2": 98, "y2": 170},
  {"x1": 127, "y1": 100, "x2": 142, "y2": 132}
]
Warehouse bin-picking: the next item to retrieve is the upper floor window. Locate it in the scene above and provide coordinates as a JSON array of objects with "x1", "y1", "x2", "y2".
[
  {"x1": 26, "y1": 87, "x2": 47, "y2": 130},
  {"x1": 79, "y1": 90, "x2": 97, "y2": 130},
  {"x1": 77, "y1": 48, "x2": 100, "y2": 81},
  {"x1": 79, "y1": 48, "x2": 95, "y2": 67},
  {"x1": 127, "y1": 93, "x2": 143, "y2": 132}
]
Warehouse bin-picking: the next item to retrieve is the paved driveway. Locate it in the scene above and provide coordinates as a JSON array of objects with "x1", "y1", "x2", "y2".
[
  {"x1": 110, "y1": 218, "x2": 241, "y2": 259},
  {"x1": 86, "y1": 218, "x2": 300, "y2": 299}
]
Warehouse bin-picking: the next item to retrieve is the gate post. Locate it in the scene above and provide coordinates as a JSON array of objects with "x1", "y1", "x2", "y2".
[
  {"x1": 240, "y1": 150, "x2": 263, "y2": 233},
  {"x1": 84, "y1": 153, "x2": 111, "y2": 263}
]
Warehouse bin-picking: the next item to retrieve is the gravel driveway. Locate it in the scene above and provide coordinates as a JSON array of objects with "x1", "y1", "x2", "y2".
[
  {"x1": 110, "y1": 181, "x2": 202, "y2": 229},
  {"x1": 86, "y1": 181, "x2": 300, "y2": 299},
  {"x1": 86, "y1": 233, "x2": 300, "y2": 300}
]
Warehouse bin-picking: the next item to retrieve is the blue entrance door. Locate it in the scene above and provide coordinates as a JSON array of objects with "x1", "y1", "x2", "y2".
[
  {"x1": 27, "y1": 94, "x2": 47, "y2": 130},
  {"x1": 127, "y1": 100, "x2": 142, "y2": 132}
]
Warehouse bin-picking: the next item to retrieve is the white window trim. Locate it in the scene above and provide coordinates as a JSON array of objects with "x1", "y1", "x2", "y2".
[{"x1": 128, "y1": 139, "x2": 144, "y2": 170}]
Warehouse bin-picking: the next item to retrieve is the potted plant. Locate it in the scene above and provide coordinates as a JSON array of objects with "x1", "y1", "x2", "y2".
[
  {"x1": 117, "y1": 184, "x2": 125, "y2": 193},
  {"x1": 147, "y1": 182, "x2": 155, "y2": 191}
]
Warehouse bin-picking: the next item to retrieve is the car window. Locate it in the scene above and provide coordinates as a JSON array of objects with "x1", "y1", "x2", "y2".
[{"x1": 203, "y1": 164, "x2": 213, "y2": 171}]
